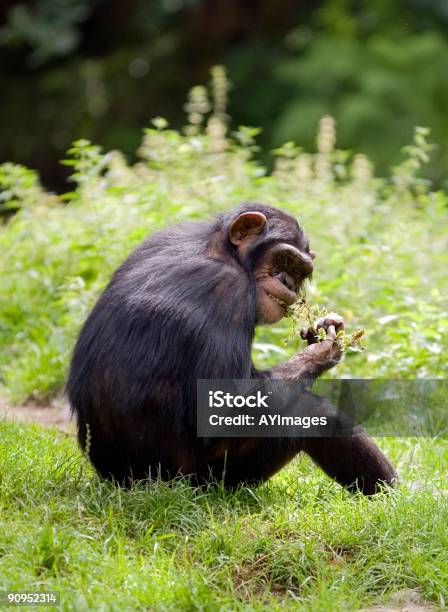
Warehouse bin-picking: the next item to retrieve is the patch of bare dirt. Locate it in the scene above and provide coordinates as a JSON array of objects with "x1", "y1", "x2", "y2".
[
  {"x1": 363, "y1": 589, "x2": 436, "y2": 611},
  {"x1": 0, "y1": 396, "x2": 75, "y2": 433}
]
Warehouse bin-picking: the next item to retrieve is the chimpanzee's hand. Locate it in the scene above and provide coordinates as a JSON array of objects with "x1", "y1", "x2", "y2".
[
  {"x1": 299, "y1": 313, "x2": 345, "y2": 370},
  {"x1": 300, "y1": 312, "x2": 345, "y2": 345}
]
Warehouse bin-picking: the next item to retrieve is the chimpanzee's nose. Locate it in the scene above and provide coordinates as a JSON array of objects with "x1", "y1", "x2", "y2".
[{"x1": 277, "y1": 271, "x2": 296, "y2": 292}]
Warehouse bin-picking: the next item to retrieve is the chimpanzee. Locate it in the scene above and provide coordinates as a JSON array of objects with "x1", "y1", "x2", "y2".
[{"x1": 67, "y1": 202, "x2": 396, "y2": 494}]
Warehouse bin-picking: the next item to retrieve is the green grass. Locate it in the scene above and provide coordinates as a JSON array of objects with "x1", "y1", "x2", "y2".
[{"x1": 0, "y1": 421, "x2": 446, "y2": 610}]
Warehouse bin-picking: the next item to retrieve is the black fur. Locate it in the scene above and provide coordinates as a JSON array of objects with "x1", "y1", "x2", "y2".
[{"x1": 68, "y1": 203, "x2": 396, "y2": 493}]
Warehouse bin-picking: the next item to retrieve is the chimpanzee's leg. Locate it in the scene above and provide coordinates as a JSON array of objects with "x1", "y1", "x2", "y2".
[
  {"x1": 206, "y1": 393, "x2": 396, "y2": 495},
  {"x1": 206, "y1": 437, "x2": 304, "y2": 487},
  {"x1": 302, "y1": 433, "x2": 396, "y2": 495},
  {"x1": 300, "y1": 392, "x2": 397, "y2": 494}
]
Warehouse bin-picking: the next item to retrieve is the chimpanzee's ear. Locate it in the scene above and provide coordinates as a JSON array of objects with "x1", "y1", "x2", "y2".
[{"x1": 228, "y1": 211, "x2": 267, "y2": 246}]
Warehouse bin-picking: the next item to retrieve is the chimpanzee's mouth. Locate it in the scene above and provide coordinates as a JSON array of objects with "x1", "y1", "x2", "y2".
[
  {"x1": 266, "y1": 291, "x2": 297, "y2": 312},
  {"x1": 267, "y1": 293, "x2": 290, "y2": 309}
]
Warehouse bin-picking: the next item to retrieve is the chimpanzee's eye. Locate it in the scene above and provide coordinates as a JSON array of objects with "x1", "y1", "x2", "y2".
[{"x1": 274, "y1": 253, "x2": 289, "y2": 271}]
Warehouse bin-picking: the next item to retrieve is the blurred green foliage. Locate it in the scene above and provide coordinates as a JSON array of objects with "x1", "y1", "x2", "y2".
[
  {"x1": 1, "y1": 0, "x2": 448, "y2": 188},
  {"x1": 0, "y1": 73, "x2": 447, "y2": 400},
  {"x1": 0, "y1": 0, "x2": 95, "y2": 64},
  {"x1": 272, "y1": 31, "x2": 448, "y2": 177}
]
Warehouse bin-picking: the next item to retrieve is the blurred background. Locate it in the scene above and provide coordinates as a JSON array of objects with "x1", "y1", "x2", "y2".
[{"x1": 1, "y1": 0, "x2": 448, "y2": 191}]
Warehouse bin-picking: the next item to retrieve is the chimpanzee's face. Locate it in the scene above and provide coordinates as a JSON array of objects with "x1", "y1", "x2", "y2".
[
  {"x1": 228, "y1": 210, "x2": 315, "y2": 324},
  {"x1": 253, "y1": 240, "x2": 314, "y2": 323}
]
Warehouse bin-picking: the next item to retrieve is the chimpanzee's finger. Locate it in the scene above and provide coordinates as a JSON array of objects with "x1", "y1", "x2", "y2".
[
  {"x1": 316, "y1": 313, "x2": 345, "y2": 333},
  {"x1": 326, "y1": 312, "x2": 345, "y2": 332},
  {"x1": 326, "y1": 324, "x2": 337, "y2": 340},
  {"x1": 300, "y1": 326, "x2": 318, "y2": 344}
]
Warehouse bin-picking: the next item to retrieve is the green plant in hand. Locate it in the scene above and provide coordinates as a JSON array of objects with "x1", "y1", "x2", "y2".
[{"x1": 286, "y1": 297, "x2": 366, "y2": 353}]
